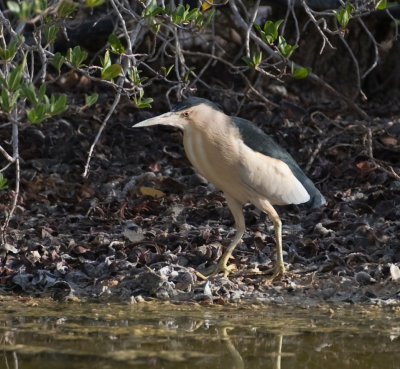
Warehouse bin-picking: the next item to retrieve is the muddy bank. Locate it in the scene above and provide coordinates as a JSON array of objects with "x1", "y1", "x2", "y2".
[{"x1": 1, "y1": 97, "x2": 399, "y2": 305}]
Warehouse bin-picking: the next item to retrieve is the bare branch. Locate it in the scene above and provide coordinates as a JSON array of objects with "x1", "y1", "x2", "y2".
[
  {"x1": 0, "y1": 144, "x2": 14, "y2": 164},
  {"x1": 230, "y1": 0, "x2": 368, "y2": 118},
  {"x1": 82, "y1": 90, "x2": 122, "y2": 178},
  {"x1": 358, "y1": 18, "x2": 379, "y2": 80},
  {"x1": 1, "y1": 110, "x2": 20, "y2": 244},
  {"x1": 300, "y1": 0, "x2": 335, "y2": 52},
  {"x1": 245, "y1": 0, "x2": 260, "y2": 58}
]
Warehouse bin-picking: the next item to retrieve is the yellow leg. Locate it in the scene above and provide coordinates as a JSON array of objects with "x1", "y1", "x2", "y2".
[
  {"x1": 253, "y1": 199, "x2": 285, "y2": 280},
  {"x1": 196, "y1": 195, "x2": 245, "y2": 280}
]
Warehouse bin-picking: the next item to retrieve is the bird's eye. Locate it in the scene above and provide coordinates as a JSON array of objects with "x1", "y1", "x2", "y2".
[{"x1": 183, "y1": 111, "x2": 189, "y2": 117}]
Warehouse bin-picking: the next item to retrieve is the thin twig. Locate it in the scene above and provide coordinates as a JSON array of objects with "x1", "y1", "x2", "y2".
[
  {"x1": 245, "y1": 0, "x2": 260, "y2": 58},
  {"x1": 82, "y1": 90, "x2": 122, "y2": 178},
  {"x1": 83, "y1": 0, "x2": 143, "y2": 178},
  {"x1": 308, "y1": 71, "x2": 369, "y2": 119},
  {"x1": 289, "y1": 0, "x2": 300, "y2": 45},
  {"x1": 358, "y1": 18, "x2": 379, "y2": 80},
  {"x1": 1, "y1": 110, "x2": 20, "y2": 245},
  {"x1": 189, "y1": 17, "x2": 216, "y2": 89},
  {"x1": 300, "y1": 0, "x2": 335, "y2": 52},
  {"x1": 305, "y1": 135, "x2": 333, "y2": 172},
  {"x1": 32, "y1": 28, "x2": 47, "y2": 84},
  {"x1": 0, "y1": 144, "x2": 14, "y2": 164},
  {"x1": 229, "y1": 0, "x2": 369, "y2": 119},
  {"x1": 367, "y1": 127, "x2": 400, "y2": 181},
  {"x1": 82, "y1": 0, "x2": 138, "y2": 178},
  {"x1": 183, "y1": 49, "x2": 278, "y2": 108},
  {"x1": 338, "y1": 33, "x2": 362, "y2": 100},
  {"x1": 385, "y1": 7, "x2": 399, "y2": 40}
]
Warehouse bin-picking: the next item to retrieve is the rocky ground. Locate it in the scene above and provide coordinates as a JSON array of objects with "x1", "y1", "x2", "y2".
[{"x1": 1, "y1": 92, "x2": 399, "y2": 306}]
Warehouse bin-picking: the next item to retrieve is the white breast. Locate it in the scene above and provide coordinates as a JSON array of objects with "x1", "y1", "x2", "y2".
[{"x1": 183, "y1": 125, "x2": 249, "y2": 203}]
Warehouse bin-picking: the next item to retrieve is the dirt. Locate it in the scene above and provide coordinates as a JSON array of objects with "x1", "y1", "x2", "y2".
[{"x1": 1, "y1": 90, "x2": 400, "y2": 306}]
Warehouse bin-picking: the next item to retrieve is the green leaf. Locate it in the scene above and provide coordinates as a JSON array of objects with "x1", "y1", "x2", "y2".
[
  {"x1": 101, "y1": 64, "x2": 122, "y2": 80},
  {"x1": 172, "y1": 5, "x2": 182, "y2": 23},
  {"x1": 43, "y1": 94, "x2": 50, "y2": 111},
  {"x1": 108, "y1": 34, "x2": 126, "y2": 54},
  {"x1": 138, "y1": 88, "x2": 144, "y2": 99},
  {"x1": 172, "y1": 4, "x2": 205, "y2": 26},
  {"x1": 375, "y1": 0, "x2": 387, "y2": 9},
  {"x1": 254, "y1": 51, "x2": 262, "y2": 67},
  {"x1": 38, "y1": 84, "x2": 46, "y2": 101},
  {"x1": 142, "y1": 0, "x2": 164, "y2": 31},
  {"x1": 0, "y1": 48, "x2": 6, "y2": 60},
  {"x1": 0, "y1": 39, "x2": 18, "y2": 60},
  {"x1": 128, "y1": 66, "x2": 148, "y2": 85},
  {"x1": 10, "y1": 89, "x2": 20, "y2": 107},
  {"x1": 21, "y1": 1, "x2": 32, "y2": 20},
  {"x1": 27, "y1": 103, "x2": 47, "y2": 124},
  {"x1": 7, "y1": 1, "x2": 20, "y2": 14},
  {"x1": 0, "y1": 173, "x2": 8, "y2": 190},
  {"x1": 6, "y1": 39, "x2": 17, "y2": 59},
  {"x1": 66, "y1": 46, "x2": 87, "y2": 68},
  {"x1": 57, "y1": 0, "x2": 76, "y2": 18},
  {"x1": 9, "y1": 0, "x2": 32, "y2": 20},
  {"x1": 45, "y1": 25, "x2": 59, "y2": 45},
  {"x1": 291, "y1": 63, "x2": 311, "y2": 79},
  {"x1": 8, "y1": 64, "x2": 23, "y2": 92},
  {"x1": 242, "y1": 52, "x2": 262, "y2": 69},
  {"x1": 265, "y1": 20, "x2": 283, "y2": 37},
  {"x1": 133, "y1": 88, "x2": 153, "y2": 109},
  {"x1": 186, "y1": 8, "x2": 200, "y2": 23},
  {"x1": 85, "y1": 93, "x2": 99, "y2": 107},
  {"x1": 161, "y1": 64, "x2": 174, "y2": 77},
  {"x1": 182, "y1": 67, "x2": 195, "y2": 83},
  {"x1": 254, "y1": 19, "x2": 283, "y2": 45},
  {"x1": 253, "y1": 23, "x2": 262, "y2": 33},
  {"x1": 86, "y1": 0, "x2": 105, "y2": 7},
  {"x1": 333, "y1": 2, "x2": 354, "y2": 27},
  {"x1": 51, "y1": 94, "x2": 67, "y2": 115},
  {"x1": 51, "y1": 52, "x2": 65, "y2": 71},
  {"x1": 34, "y1": 0, "x2": 47, "y2": 12},
  {"x1": 0, "y1": 90, "x2": 11, "y2": 112},
  {"x1": 100, "y1": 50, "x2": 111, "y2": 68},
  {"x1": 143, "y1": 0, "x2": 163, "y2": 17},
  {"x1": 21, "y1": 83, "x2": 37, "y2": 105},
  {"x1": 242, "y1": 56, "x2": 253, "y2": 68},
  {"x1": 136, "y1": 97, "x2": 153, "y2": 109},
  {"x1": 176, "y1": 5, "x2": 185, "y2": 18},
  {"x1": 278, "y1": 36, "x2": 298, "y2": 58},
  {"x1": 205, "y1": 8, "x2": 215, "y2": 27}
]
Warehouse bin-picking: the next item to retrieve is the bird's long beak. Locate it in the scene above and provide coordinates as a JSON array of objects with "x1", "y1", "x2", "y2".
[{"x1": 132, "y1": 112, "x2": 184, "y2": 129}]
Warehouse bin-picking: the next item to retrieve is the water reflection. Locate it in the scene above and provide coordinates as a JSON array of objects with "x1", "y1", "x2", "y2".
[
  {"x1": 219, "y1": 327, "x2": 245, "y2": 369},
  {"x1": 0, "y1": 298, "x2": 399, "y2": 369}
]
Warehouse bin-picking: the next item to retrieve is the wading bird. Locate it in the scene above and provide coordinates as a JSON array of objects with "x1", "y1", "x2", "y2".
[{"x1": 133, "y1": 97, "x2": 325, "y2": 280}]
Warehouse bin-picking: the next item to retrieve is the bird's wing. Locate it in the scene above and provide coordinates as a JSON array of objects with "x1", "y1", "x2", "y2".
[
  {"x1": 238, "y1": 146, "x2": 310, "y2": 205},
  {"x1": 231, "y1": 117, "x2": 325, "y2": 207}
]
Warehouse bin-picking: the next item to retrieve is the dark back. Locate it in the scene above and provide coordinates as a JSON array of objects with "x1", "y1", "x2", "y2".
[{"x1": 232, "y1": 117, "x2": 325, "y2": 208}]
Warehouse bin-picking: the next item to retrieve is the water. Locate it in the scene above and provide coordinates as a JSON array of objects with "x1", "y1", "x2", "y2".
[{"x1": 0, "y1": 296, "x2": 399, "y2": 369}]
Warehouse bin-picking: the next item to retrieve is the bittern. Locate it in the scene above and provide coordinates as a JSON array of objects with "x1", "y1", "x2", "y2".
[{"x1": 133, "y1": 97, "x2": 325, "y2": 279}]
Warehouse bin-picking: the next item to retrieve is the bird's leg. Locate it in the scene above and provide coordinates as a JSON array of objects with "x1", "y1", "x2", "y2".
[
  {"x1": 265, "y1": 216, "x2": 285, "y2": 280},
  {"x1": 253, "y1": 199, "x2": 285, "y2": 280},
  {"x1": 196, "y1": 195, "x2": 245, "y2": 280}
]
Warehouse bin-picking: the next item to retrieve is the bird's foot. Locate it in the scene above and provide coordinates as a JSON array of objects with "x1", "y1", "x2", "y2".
[
  {"x1": 195, "y1": 261, "x2": 237, "y2": 280},
  {"x1": 242, "y1": 262, "x2": 285, "y2": 281},
  {"x1": 263, "y1": 262, "x2": 285, "y2": 281}
]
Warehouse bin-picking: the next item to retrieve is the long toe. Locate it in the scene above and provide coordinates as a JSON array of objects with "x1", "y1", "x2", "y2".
[
  {"x1": 264, "y1": 262, "x2": 285, "y2": 281},
  {"x1": 195, "y1": 262, "x2": 237, "y2": 280}
]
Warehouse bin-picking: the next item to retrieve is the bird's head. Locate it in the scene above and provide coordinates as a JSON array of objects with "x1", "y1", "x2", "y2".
[{"x1": 132, "y1": 97, "x2": 224, "y2": 131}]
